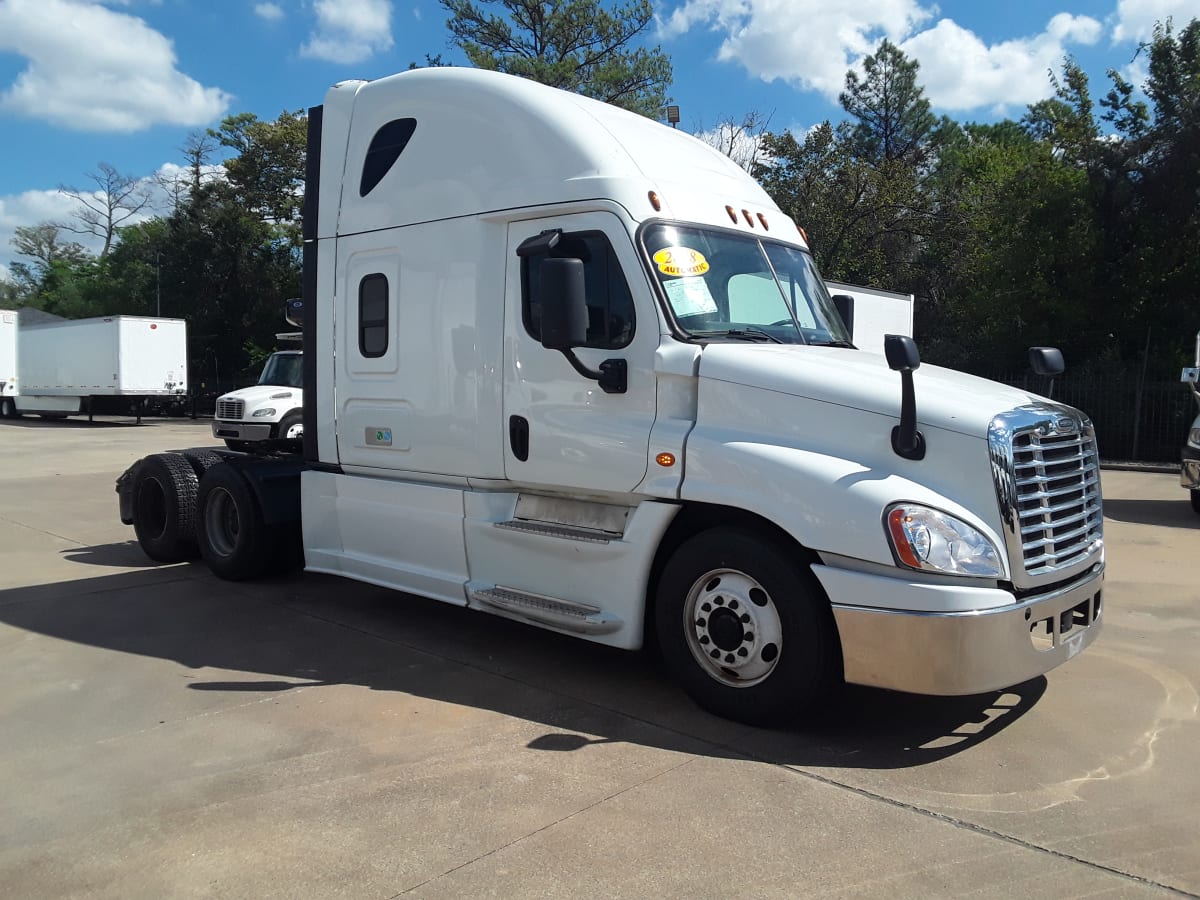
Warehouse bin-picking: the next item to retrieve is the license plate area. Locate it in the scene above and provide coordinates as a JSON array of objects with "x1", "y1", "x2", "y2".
[{"x1": 1030, "y1": 590, "x2": 1102, "y2": 651}]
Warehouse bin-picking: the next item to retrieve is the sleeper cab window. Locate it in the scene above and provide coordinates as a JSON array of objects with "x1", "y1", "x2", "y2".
[
  {"x1": 521, "y1": 231, "x2": 635, "y2": 350},
  {"x1": 359, "y1": 274, "x2": 389, "y2": 358},
  {"x1": 360, "y1": 118, "x2": 417, "y2": 197}
]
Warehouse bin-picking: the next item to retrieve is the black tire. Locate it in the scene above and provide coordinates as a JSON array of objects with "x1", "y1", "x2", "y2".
[
  {"x1": 196, "y1": 462, "x2": 270, "y2": 580},
  {"x1": 1191, "y1": 489, "x2": 1200, "y2": 515},
  {"x1": 224, "y1": 439, "x2": 255, "y2": 453},
  {"x1": 655, "y1": 528, "x2": 841, "y2": 726},
  {"x1": 277, "y1": 410, "x2": 303, "y2": 447},
  {"x1": 179, "y1": 448, "x2": 227, "y2": 480},
  {"x1": 131, "y1": 453, "x2": 199, "y2": 562},
  {"x1": 0, "y1": 397, "x2": 12, "y2": 418}
]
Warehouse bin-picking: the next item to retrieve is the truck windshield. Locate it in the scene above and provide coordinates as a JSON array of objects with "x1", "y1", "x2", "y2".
[
  {"x1": 642, "y1": 223, "x2": 851, "y2": 346},
  {"x1": 258, "y1": 353, "x2": 303, "y2": 388}
]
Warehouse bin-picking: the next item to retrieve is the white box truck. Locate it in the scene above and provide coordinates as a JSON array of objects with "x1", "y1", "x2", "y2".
[
  {"x1": 0, "y1": 309, "x2": 17, "y2": 418},
  {"x1": 17, "y1": 315, "x2": 187, "y2": 421},
  {"x1": 825, "y1": 281, "x2": 914, "y2": 350},
  {"x1": 116, "y1": 68, "x2": 1104, "y2": 726}
]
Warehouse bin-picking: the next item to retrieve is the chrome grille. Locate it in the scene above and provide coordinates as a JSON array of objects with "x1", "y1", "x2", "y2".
[
  {"x1": 216, "y1": 398, "x2": 245, "y2": 420},
  {"x1": 990, "y1": 406, "x2": 1103, "y2": 585}
]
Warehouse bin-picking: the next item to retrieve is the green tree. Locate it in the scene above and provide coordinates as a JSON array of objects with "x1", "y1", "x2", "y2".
[
  {"x1": 211, "y1": 110, "x2": 307, "y2": 239},
  {"x1": 441, "y1": 0, "x2": 673, "y2": 117},
  {"x1": 839, "y1": 39, "x2": 937, "y2": 165}
]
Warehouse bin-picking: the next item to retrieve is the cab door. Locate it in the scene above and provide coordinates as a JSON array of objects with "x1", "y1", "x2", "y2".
[{"x1": 503, "y1": 212, "x2": 658, "y2": 494}]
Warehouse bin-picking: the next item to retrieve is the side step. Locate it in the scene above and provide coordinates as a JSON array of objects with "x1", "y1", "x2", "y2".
[
  {"x1": 493, "y1": 520, "x2": 613, "y2": 544},
  {"x1": 468, "y1": 585, "x2": 622, "y2": 635}
]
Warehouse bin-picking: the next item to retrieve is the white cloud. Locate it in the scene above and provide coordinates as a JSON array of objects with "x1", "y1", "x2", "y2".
[
  {"x1": 659, "y1": 0, "x2": 933, "y2": 98},
  {"x1": 901, "y1": 14, "x2": 1103, "y2": 112},
  {"x1": 300, "y1": 0, "x2": 394, "y2": 64},
  {"x1": 0, "y1": 0, "x2": 232, "y2": 132},
  {"x1": 254, "y1": 2, "x2": 284, "y2": 22},
  {"x1": 658, "y1": 1, "x2": 1105, "y2": 112},
  {"x1": 1112, "y1": 0, "x2": 1196, "y2": 42}
]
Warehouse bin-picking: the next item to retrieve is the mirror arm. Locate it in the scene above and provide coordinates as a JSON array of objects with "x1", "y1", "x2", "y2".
[
  {"x1": 891, "y1": 369, "x2": 926, "y2": 460},
  {"x1": 560, "y1": 350, "x2": 627, "y2": 394}
]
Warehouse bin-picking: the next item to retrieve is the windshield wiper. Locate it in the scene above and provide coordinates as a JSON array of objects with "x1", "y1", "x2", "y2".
[
  {"x1": 692, "y1": 328, "x2": 783, "y2": 344},
  {"x1": 807, "y1": 339, "x2": 856, "y2": 349}
]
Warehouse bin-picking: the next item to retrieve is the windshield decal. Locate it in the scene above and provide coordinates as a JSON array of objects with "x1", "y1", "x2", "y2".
[
  {"x1": 663, "y1": 277, "x2": 718, "y2": 316},
  {"x1": 653, "y1": 246, "x2": 710, "y2": 277}
]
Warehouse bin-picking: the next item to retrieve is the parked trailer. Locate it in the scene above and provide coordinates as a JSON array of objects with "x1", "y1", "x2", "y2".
[
  {"x1": 824, "y1": 281, "x2": 914, "y2": 351},
  {"x1": 117, "y1": 68, "x2": 1104, "y2": 726},
  {"x1": 17, "y1": 316, "x2": 187, "y2": 421},
  {"x1": 0, "y1": 309, "x2": 16, "y2": 418}
]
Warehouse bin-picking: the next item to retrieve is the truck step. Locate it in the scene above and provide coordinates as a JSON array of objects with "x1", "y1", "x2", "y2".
[
  {"x1": 468, "y1": 585, "x2": 622, "y2": 635},
  {"x1": 493, "y1": 519, "x2": 613, "y2": 544}
]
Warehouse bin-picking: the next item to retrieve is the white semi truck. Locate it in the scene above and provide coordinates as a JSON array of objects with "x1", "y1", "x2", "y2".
[
  {"x1": 1181, "y1": 330, "x2": 1200, "y2": 514},
  {"x1": 12, "y1": 315, "x2": 187, "y2": 421},
  {"x1": 116, "y1": 68, "x2": 1104, "y2": 725},
  {"x1": 0, "y1": 309, "x2": 16, "y2": 418},
  {"x1": 211, "y1": 349, "x2": 304, "y2": 451}
]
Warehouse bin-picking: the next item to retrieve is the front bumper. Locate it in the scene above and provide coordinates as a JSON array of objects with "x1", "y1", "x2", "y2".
[
  {"x1": 1182, "y1": 445, "x2": 1200, "y2": 490},
  {"x1": 212, "y1": 420, "x2": 273, "y2": 442},
  {"x1": 814, "y1": 564, "x2": 1104, "y2": 696}
]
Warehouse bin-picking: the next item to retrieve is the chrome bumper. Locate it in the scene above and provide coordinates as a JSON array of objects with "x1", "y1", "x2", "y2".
[
  {"x1": 829, "y1": 566, "x2": 1104, "y2": 696},
  {"x1": 211, "y1": 420, "x2": 272, "y2": 441},
  {"x1": 1181, "y1": 455, "x2": 1200, "y2": 490}
]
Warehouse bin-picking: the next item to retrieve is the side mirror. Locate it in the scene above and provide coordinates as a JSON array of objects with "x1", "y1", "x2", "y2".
[
  {"x1": 1028, "y1": 347, "x2": 1064, "y2": 377},
  {"x1": 537, "y1": 258, "x2": 588, "y2": 351},
  {"x1": 832, "y1": 294, "x2": 854, "y2": 338},
  {"x1": 884, "y1": 334, "x2": 920, "y2": 372}
]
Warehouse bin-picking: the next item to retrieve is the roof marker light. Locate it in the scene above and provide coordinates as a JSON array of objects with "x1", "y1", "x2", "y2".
[
  {"x1": 725, "y1": 205, "x2": 739, "y2": 224},
  {"x1": 757, "y1": 213, "x2": 769, "y2": 231},
  {"x1": 798, "y1": 225, "x2": 809, "y2": 243},
  {"x1": 648, "y1": 191, "x2": 662, "y2": 212},
  {"x1": 742, "y1": 209, "x2": 754, "y2": 227}
]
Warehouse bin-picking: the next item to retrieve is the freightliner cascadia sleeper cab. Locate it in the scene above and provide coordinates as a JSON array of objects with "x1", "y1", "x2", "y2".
[{"x1": 117, "y1": 69, "x2": 1105, "y2": 725}]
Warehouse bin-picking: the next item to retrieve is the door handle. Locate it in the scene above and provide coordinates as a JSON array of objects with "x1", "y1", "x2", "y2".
[{"x1": 509, "y1": 415, "x2": 529, "y2": 461}]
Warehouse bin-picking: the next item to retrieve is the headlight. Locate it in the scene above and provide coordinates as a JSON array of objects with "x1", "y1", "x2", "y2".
[
  {"x1": 1189, "y1": 427, "x2": 1200, "y2": 448},
  {"x1": 252, "y1": 408, "x2": 276, "y2": 418},
  {"x1": 885, "y1": 504, "x2": 1004, "y2": 578}
]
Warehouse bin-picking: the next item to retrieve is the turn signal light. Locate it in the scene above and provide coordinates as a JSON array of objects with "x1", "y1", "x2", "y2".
[
  {"x1": 648, "y1": 190, "x2": 662, "y2": 211},
  {"x1": 656, "y1": 452, "x2": 676, "y2": 467}
]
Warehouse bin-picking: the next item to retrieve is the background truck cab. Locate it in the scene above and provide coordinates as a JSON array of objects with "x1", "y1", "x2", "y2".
[{"x1": 211, "y1": 349, "x2": 303, "y2": 452}]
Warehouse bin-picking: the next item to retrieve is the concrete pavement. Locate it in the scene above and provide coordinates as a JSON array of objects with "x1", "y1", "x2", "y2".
[{"x1": 0, "y1": 417, "x2": 1196, "y2": 898}]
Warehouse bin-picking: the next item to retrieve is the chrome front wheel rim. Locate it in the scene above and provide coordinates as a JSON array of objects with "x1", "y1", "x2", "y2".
[{"x1": 683, "y1": 568, "x2": 783, "y2": 687}]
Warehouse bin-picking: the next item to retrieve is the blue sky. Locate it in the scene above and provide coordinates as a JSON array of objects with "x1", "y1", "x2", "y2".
[{"x1": 0, "y1": 0, "x2": 1194, "y2": 277}]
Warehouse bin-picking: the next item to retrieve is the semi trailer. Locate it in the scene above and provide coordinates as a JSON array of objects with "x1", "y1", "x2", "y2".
[
  {"x1": 14, "y1": 315, "x2": 187, "y2": 421},
  {"x1": 116, "y1": 68, "x2": 1104, "y2": 725}
]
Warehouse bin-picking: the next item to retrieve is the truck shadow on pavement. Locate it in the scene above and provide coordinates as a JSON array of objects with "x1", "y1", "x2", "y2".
[
  {"x1": 0, "y1": 556, "x2": 1046, "y2": 771},
  {"x1": 1102, "y1": 497, "x2": 1199, "y2": 529}
]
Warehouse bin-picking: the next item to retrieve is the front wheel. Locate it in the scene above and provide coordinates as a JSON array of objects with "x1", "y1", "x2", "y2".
[{"x1": 655, "y1": 528, "x2": 841, "y2": 726}]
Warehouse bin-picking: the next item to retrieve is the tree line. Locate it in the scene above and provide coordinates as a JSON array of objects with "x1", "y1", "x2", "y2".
[{"x1": 2, "y1": 2, "x2": 1196, "y2": 393}]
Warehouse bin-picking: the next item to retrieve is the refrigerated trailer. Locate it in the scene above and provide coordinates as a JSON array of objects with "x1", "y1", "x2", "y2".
[
  {"x1": 0, "y1": 309, "x2": 17, "y2": 418},
  {"x1": 115, "y1": 68, "x2": 1104, "y2": 726},
  {"x1": 825, "y1": 281, "x2": 914, "y2": 350},
  {"x1": 17, "y1": 316, "x2": 187, "y2": 421}
]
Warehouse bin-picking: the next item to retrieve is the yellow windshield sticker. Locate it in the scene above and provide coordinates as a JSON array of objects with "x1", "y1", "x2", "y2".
[{"x1": 653, "y1": 247, "x2": 710, "y2": 277}]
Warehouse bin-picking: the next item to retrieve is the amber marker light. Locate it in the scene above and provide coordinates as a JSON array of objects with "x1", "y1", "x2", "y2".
[
  {"x1": 757, "y1": 213, "x2": 769, "y2": 230},
  {"x1": 887, "y1": 507, "x2": 923, "y2": 568},
  {"x1": 656, "y1": 452, "x2": 676, "y2": 467},
  {"x1": 798, "y1": 225, "x2": 810, "y2": 243},
  {"x1": 648, "y1": 190, "x2": 662, "y2": 211},
  {"x1": 743, "y1": 209, "x2": 754, "y2": 227},
  {"x1": 725, "y1": 205, "x2": 738, "y2": 224}
]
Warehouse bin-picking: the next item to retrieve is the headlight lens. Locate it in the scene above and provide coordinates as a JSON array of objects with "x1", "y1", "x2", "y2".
[
  {"x1": 1189, "y1": 427, "x2": 1200, "y2": 448},
  {"x1": 252, "y1": 408, "x2": 276, "y2": 418},
  {"x1": 885, "y1": 504, "x2": 1004, "y2": 578}
]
